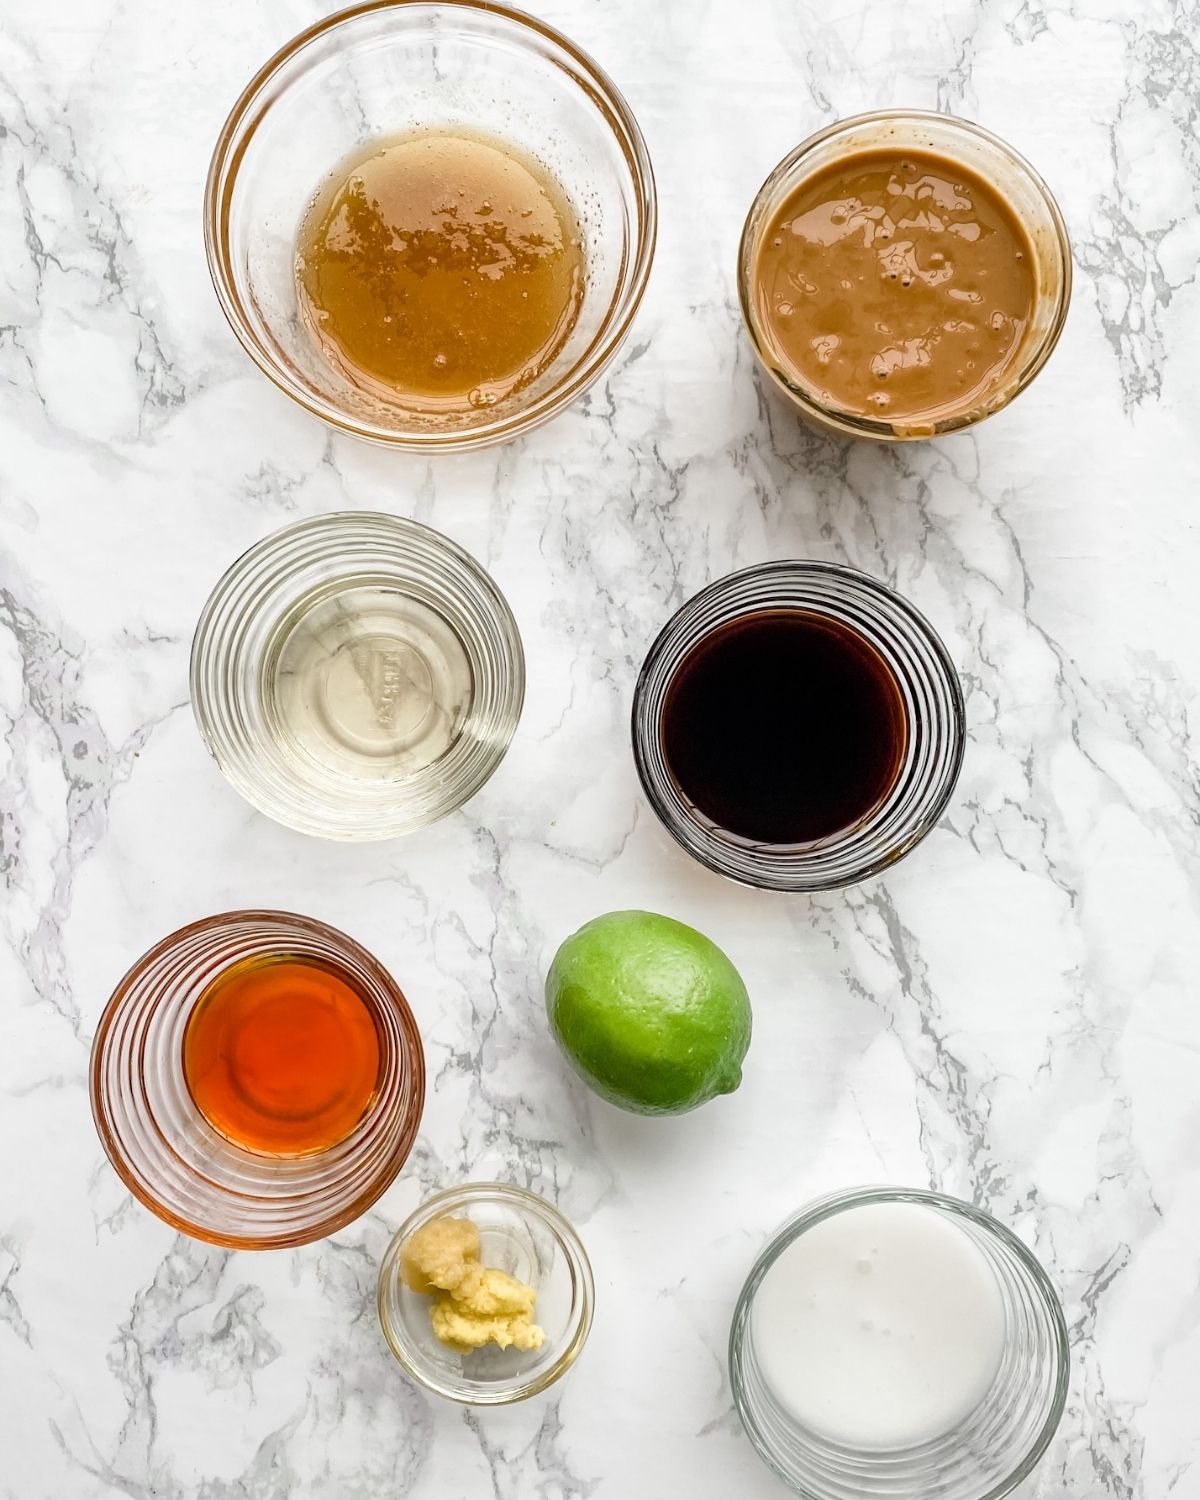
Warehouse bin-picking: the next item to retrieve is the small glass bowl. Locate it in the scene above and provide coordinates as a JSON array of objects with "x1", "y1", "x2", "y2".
[
  {"x1": 377, "y1": 1183, "x2": 594, "y2": 1405},
  {"x1": 631, "y1": 561, "x2": 964, "y2": 891},
  {"x1": 190, "y1": 511, "x2": 525, "y2": 841},
  {"x1": 205, "y1": 0, "x2": 656, "y2": 450},
  {"x1": 738, "y1": 111, "x2": 1071, "y2": 441},
  {"x1": 89, "y1": 910, "x2": 425, "y2": 1251},
  {"x1": 729, "y1": 1187, "x2": 1070, "y2": 1500}
]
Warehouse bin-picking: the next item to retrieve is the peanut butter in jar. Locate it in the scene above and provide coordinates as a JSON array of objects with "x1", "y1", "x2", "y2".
[{"x1": 738, "y1": 113, "x2": 1071, "y2": 440}]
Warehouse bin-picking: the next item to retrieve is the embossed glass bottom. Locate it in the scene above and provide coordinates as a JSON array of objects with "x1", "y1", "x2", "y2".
[
  {"x1": 269, "y1": 585, "x2": 474, "y2": 782},
  {"x1": 191, "y1": 512, "x2": 524, "y2": 840}
]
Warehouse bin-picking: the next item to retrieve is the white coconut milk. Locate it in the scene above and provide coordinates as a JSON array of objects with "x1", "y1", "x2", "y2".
[{"x1": 751, "y1": 1200, "x2": 1006, "y2": 1449}]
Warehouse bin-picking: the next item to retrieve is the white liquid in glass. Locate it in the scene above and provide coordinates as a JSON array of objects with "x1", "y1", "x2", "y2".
[{"x1": 751, "y1": 1201, "x2": 1006, "y2": 1450}]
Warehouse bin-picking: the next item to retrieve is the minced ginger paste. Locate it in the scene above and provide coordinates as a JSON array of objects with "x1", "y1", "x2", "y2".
[{"x1": 400, "y1": 1215, "x2": 545, "y2": 1354}]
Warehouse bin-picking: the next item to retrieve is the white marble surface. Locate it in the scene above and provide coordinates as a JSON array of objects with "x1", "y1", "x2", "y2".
[{"x1": 1, "y1": 0, "x2": 1198, "y2": 1495}]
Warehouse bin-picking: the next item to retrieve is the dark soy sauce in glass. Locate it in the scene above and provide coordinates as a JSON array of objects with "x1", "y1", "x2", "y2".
[{"x1": 659, "y1": 610, "x2": 908, "y2": 844}]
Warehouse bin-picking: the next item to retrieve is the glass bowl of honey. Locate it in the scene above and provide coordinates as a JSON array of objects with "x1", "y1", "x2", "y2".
[
  {"x1": 190, "y1": 511, "x2": 525, "y2": 841},
  {"x1": 377, "y1": 1183, "x2": 594, "y2": 1405},
  {"x1": 205, "y1": 0, "x2": 656, "y2": 450},
  {"x1": 631, "y1": 561, "x2": 965, "y2": 891},
  {"x1": 89, "y1": 910, "x2": 425, "y2": 1251},
  {"x1": 738, "y1": 111, "x2": 1071, "y2": 441}
]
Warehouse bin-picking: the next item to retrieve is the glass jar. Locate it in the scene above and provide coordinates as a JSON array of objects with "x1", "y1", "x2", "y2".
[
  {"x1": 738, "y1": 111, "x2": 1071, "y2": 440},
  {"x1": 205, "y1": 0, "x2": 656, "y2": 450},
  {"x1": 90, "y1": 910, "x2": 425, "y2": 1250},
  {"x1": 190, "y1": 511, "x2": 525, "y2": 841},
  {"x1": 729, "y1": 1187, "x2": 1069, "y2": 1500},
  {"x1": 631, "y1": 561, "x2": 964, "y2": 891},
  {"x1": 377, "y1": 1182, "x2": 594, "y2": 1404}
]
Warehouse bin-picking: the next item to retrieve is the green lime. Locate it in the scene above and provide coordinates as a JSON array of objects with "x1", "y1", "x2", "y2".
[{"x1": 544, "y1": 910, "x2": 752, "y2": 1116}]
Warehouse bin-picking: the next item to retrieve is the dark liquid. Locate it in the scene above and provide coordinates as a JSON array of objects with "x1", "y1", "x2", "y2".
[{"x1": 660, "y1": 610, "x2": 908, "y2": 844}]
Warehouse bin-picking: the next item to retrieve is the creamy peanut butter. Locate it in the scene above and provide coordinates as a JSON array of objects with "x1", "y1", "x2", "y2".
[{"x1": 752, "y1": 150, "x2": 1035, "y2": 425}]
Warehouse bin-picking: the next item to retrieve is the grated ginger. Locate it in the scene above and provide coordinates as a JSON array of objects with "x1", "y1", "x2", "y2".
[{"x1": 400, "y1": 1215, "x2": 546, "y2": 1354}]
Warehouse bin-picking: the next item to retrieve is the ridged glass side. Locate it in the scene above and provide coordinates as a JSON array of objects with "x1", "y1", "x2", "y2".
[
  {"x1": 729, "y1": 1188, "x2": 1069, "y2": 1500},
  {"x1": 190, "y1": 511, "x2": 525, "y2": 840},
  {"x1": 632, "y1": 561, "x2": 965, "y2": 891},
  {"x1": 89, "y1": 910, "x2": 425, "y2": 1250}
]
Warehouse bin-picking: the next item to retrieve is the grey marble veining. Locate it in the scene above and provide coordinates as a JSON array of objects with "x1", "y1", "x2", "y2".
[{"x1": 2, "y1": 0, "x2": 1199, "y2": 1495}]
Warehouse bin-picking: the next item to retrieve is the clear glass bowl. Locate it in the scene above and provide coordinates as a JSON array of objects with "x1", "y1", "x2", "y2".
[
  {"x1": 89, "y1": 910, "x2": 425, "y2": 1251},
  {"x1": 205, "y1": 0, "x2": 656, "y2": 449},
  {"x1": 631, "y1": 561, "x2": 965, "y2": 891},
  {"x1": 738, "y1": 111, "x2": 1071, "y2": 441},
  {"x1": 190, "y1": 511, "x2": 525, "y2": 841},
  {"x1": 377, "y1": 1183, "x2": 594, "y2": 1404},
  {"x1": 730, "y1": 1187, "x2": 1069, "y2": 1500}
]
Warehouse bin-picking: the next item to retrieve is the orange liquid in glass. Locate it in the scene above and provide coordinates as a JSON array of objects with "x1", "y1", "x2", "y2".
[{"x1": 183, "y1": 955, "x2": 382, "y2": 1155}]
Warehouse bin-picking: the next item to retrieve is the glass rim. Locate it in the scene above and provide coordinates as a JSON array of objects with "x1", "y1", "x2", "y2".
[
  {"x1": 377, "y1": 1180, "x2": 595, "y2": 1404},
  {"x1": 89, "y1": 908, "x2": 426, "y2": 1251},
  {"x1": 631, "y1": 560, "x2": 966, "y2": 891},
  {"x1": 729, "y1": 1185, "x2": 1071, "y2": 1500},
  {"x1": 203, "y1": 0, "x2": 658, "y2": 451},
  {"x1": 189, "y1": 509, "x2": 526, "y2": 841},
  {"x1": 736, "y1": 109, "x2": 1073, "y2": 442}
]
